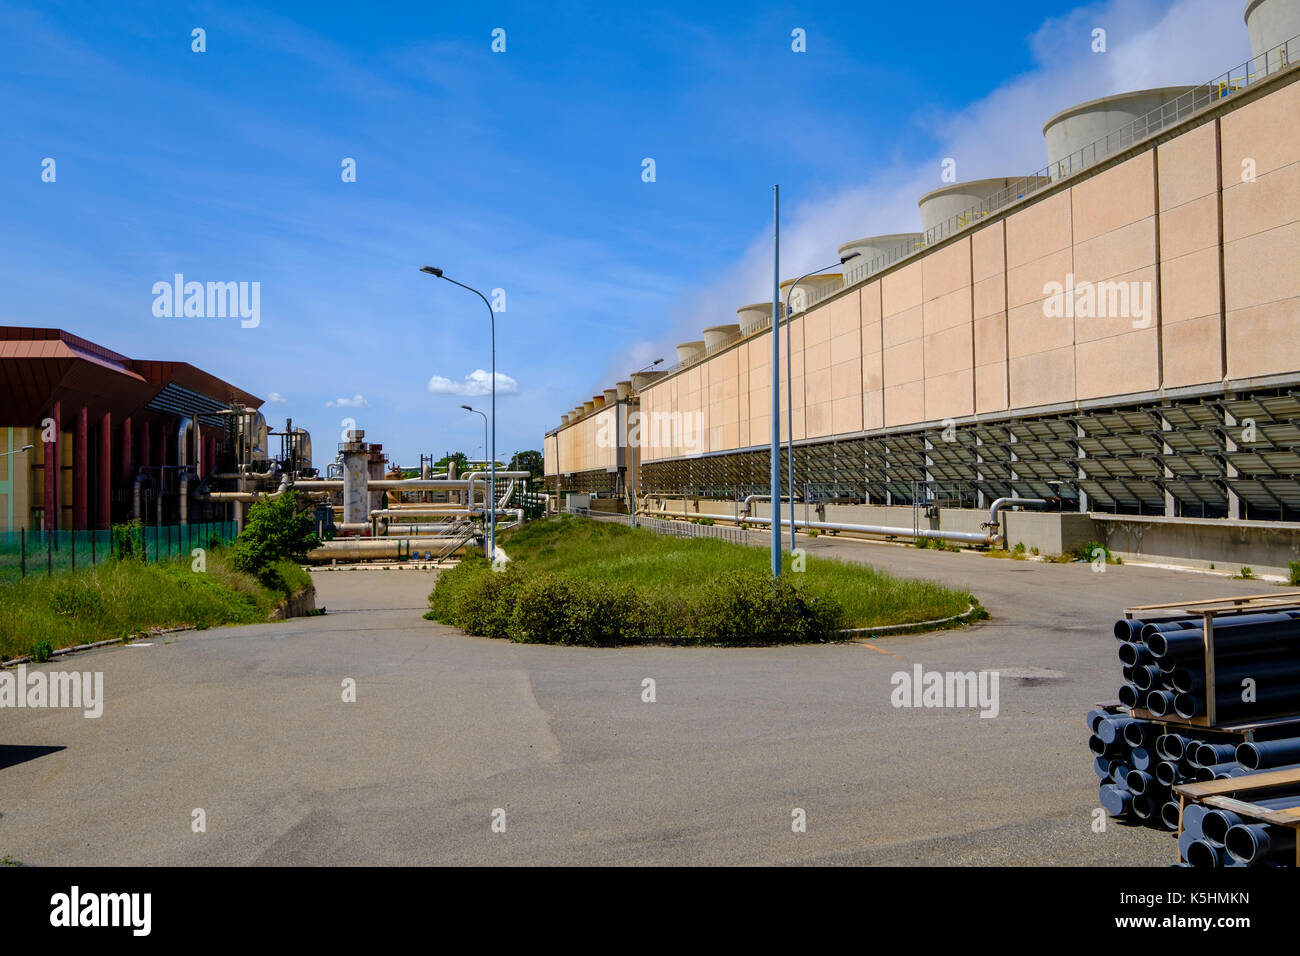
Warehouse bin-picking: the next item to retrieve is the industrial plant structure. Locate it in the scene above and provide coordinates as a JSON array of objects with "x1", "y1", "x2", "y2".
[
  {"x1": 0, "y1": 326, "x2": 528, "y2": 564},
  {"x1": 544, "y1": 1, "x2": 1300, "y2": 572}
]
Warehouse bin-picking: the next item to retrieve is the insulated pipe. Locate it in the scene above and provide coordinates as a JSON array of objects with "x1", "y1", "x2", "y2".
[
  {"x1": 986, "y1": 497, "x2": 1047, "y2": 525},
  {"x1": 689, "y1": 512, "x2": 992, "y2": 544},
  {"x1": 1237, "y1": 737, "x2": 1300, "y2": 770},
  {"x1": 1130, "y1": 747, "x2": 1154, "y2": 771},
  {"x1": 1086, "y1": 708, "x2": 1111, "y2": 733},
  {"x1": 1093, "y1": 755, "x2": 1115, "y2": 779},
  {"x1": 132, "y1": 470, "x2": 156, "y2": 521},
  {"x1": 1118, "y1": 683, "x2": 1141, "y2": 708}
]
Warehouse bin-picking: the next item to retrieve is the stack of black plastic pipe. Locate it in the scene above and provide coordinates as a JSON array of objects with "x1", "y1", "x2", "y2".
[{"x1": 1090, "y1": 611, "x2": 1300, "y2": 865}]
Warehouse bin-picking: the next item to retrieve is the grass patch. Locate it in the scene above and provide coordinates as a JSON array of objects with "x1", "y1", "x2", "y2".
[
  {"x1": 426, "y1": 515, "x2": 977, "y2": 645},
  {"x1": 0, "y1": 552, "x2": 311, "y2": 660}
]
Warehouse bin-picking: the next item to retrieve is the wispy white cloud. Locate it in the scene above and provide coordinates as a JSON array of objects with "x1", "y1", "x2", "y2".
[
  {"x1": 266, "y1": 391, "x2": 287, "y2": 405},
  {"x1": 325, "y1": 393, "x2": 370, "y2": 408},
  {"x1": 427, "y1": 370, "x2": 519, "y2": 397}
]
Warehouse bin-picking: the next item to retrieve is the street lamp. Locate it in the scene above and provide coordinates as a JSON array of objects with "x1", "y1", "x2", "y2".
[
  {"x1": 0, "y1": 444, "x2": 34, "y2": 459},
  {"x1": 422, "y1": 265, "x2": 498, "y2": 563},
  {"x1": 635, "y1": 358, "x2": 664, "y2": 373},
  {"x1": 460, "y1": 404, "x2": 490, "y2": 556},
  {"x1": 782, "y1": 251, "x2": 861, "y2": 552}
]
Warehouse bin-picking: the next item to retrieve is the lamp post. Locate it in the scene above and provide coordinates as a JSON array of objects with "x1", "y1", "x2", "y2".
[
  {"x1": 0, "y1": 444, "x2": 33, "y2": 458},
  {"x1": 461, "y1": 405, "x2": 490, "y2": 555},
  {"x1": 422, "y1": 266, "x2": 498, "y2": 562},
  {"x1": 782, "y1": 252, "x2": 861, "y2": 552},
  {"x1": 770, "y1": 185, "x2": 781, "y2": 578},
  {"x1": 635, "y1": 358, "x2": 664, "y2": 373}
]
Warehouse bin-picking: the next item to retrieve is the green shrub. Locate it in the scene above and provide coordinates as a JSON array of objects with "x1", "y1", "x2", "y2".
[
  {"x1": 508, "y1": 574, "x2": 650, "y2": 645},
  {"x1": 1290, "y1": 561, "x2": 1300, "y2": 586},
  {"x1": 110, "y1": 519, "x2": 143, "y2": 560},
  {"x1": 691, "y1": 571, "x2": 843, "y2": 645},
  {"x1": 1239, "y1": 566, "x2": 1255, "y2": 580},
  {"x1": 229, "y1": 490, "x2": 319, "y2": 586},
  {"x1": 1071, "y1": 540, "x2": 1114, "y2": 564},
  {"x1": 30, "y1": 639, "x2": 53, "y2": 663}
]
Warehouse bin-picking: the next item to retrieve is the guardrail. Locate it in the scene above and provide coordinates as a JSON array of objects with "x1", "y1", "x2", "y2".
[{"x1": 565, "y1": 508, "x2": 750, "y2": 544}]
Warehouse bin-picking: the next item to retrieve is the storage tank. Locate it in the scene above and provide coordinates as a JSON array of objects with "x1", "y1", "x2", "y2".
[
  {"x1": 1043, "y1": 87, "x2": 1197, "y2": 180},
  {"x1": 582, "y1": 400, "x2": 595, "y2": 414},
  {"x1": 675, "y1": 340, "x2": 706, "y2": 366},
  {"x1": 615, "y1": 380, "x2": 632, "y2": 400},
  {"x1": 602, "y1": 387, "x2": 619, "y2": 405},
  {"x1": 236, "y1": 411, "x2": 269, "y2": 467},
  {"x1": 1246, "y1": 0, "x2": 1300, "y2": 74},
  {"x1": 560, "y1": 413, "x2": 570, "y2": 426},
  {"x1": 918, "y1": 177, "x2": 1049, "y2": 237},
  {"x1": 837, "y1": 234, "x2": 925, "y2": 284},
  {"x1": 779, "y1": 275, "x2": 842, "y2": 314},
  {"x1": 703, "y1": 324, "x2": 741, "y2": 352},
  {"x1": 592, "y1": 393, "x2": 606, "y2": 410},
  {"x1": 736, "y1": 304, "x2": 774, "y2": 336},
  {"x1": 629, "y1": 371, "x2": 664, "y2": 392},
  {"x1": 290, "y1": 426, "x2": 312, "y2": 474}
]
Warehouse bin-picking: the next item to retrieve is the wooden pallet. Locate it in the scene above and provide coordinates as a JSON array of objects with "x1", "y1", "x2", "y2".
[
  {"x1": 1122, "y1": 592, "x2": 1300, "y2": 728},
  {"x1": 1174, "y1": 767, "x2": 1300, "y2": 865}
]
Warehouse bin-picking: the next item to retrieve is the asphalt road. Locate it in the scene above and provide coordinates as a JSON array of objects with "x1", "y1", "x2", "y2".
[{"x1": 0, "y1": 541, "x2": 1276, "y2": 866}]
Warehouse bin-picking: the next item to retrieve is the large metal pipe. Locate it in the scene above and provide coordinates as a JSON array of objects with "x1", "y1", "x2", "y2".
[
  {"x1": 690, "y1": 511, "x2": 992, "y2": 544},
  {"x1": 1099, "y1": 784, "x2": 1132, "y2": 817},
  {"x1": 1173, "y1": 658, "x2": 1300, "y2": 693},
  {"x1": 1190, "y1": 742, "x2": 1239, "y2": 768}
]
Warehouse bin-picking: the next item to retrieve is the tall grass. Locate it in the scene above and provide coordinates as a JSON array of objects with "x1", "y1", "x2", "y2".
[
  {"x1": 428, "y1": 516, "x2": 977, "y2": 644},
  {"x1": 0, "y1": 553, "x2": 311, "y2": 660},
  {"x1": 500, "y1": 516, "x2": 974, "y2": 626}
]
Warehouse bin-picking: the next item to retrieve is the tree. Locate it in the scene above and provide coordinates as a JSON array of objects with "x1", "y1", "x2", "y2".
[
  {"x1": 510, "y1": 450, "x2": 544, "y2": 480},
  {"x1": 229, "y1": 489, "x2": 319, "y2": 586}
]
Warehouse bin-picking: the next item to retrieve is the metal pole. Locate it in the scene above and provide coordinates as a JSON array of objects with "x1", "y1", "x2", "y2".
[{"x1": 770, "y1": 185, "x2": 782, "y2": 577}]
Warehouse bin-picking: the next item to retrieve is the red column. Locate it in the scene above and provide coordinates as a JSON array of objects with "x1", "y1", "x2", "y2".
[
  {"x1": 44, "y1": 400, "x2": 60, "y2": 531},
  {"x1": 140, "y1": 422, "x2": 151, "y2": 481},
  {"x1": 98, "y1": 412, "x2": 112, "y2": 529},
  {"x1": 74, "y1": 406, "x2": 88, "y2": 530},
  {"x1": 120, "y1": 416, "x2": 133, "y2": 484}
]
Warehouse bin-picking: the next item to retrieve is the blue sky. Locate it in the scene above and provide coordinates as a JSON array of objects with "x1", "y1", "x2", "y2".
[{"x1": 0, "y1": 0, "x2": 1251, "y2": 464}]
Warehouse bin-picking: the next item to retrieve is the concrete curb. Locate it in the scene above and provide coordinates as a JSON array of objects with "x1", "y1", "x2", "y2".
[
  {"x1": 836, "y1": 603, "x2": 984, "y2": 639},
  {"x1": 2, "y1": 625, "x2": 196, "y2": 668}
]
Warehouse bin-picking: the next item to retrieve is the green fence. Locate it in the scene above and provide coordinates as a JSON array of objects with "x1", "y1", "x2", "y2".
[{"x1": 0, "y1": 521, "x2": 239, "y2": 582}]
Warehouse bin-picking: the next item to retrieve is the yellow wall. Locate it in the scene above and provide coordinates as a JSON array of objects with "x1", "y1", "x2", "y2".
[{"x1": 639, "y1": 73, "x2": 1300, "y2": 462}]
